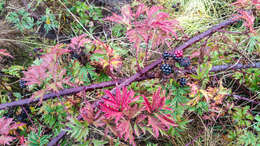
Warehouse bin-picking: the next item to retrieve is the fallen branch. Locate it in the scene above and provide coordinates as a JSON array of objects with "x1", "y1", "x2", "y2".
[
  {"x1": 232, "y1": 94, "x2": 260, "y2": 104},
  {"x1": 210, "y1": 62, "x2": 260, "y2": 72},
  {"x1": 0, "y1": 75, "x2": 154, "y2": 110},
  {"x1": 47, "y1": 131, "x2": 68, "y2": 146}
]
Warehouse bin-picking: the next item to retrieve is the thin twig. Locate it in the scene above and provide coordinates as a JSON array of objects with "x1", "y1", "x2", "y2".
[
  {"x1": 232, "y1": 94, "x2": 260, "y2": 104},
  {"x1": 0, "y1": 75, "x2": 154, "y2": 110}
]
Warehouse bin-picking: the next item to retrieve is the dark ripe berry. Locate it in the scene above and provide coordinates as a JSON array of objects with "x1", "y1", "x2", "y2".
[
  {"x1": 179, "y1": 57, "x2": 191, "y2": 67},
  {"x1": 19, "y1": 80, "x2": 27, "y2": 89},
  {"x1": 178, "y1": 78, "x2": 187, "y2": 86},
  {"x1": 160, "y1": 64, "x2": 172, "y2": 75},
  {"x1": 162, "y1": 52, "x2": 171, "y2": 60},
  {"x1": 33, "y1": 48, "x2": 40, "y2": 53},
  {"x1": 16, "y1": 112, "x2": 27, "y2": 123},
  {"x1": 172, "y1": 4, "x2": 177, "y2": 8},
  {"x1": 71, "y1": 52, "x2": 80, "y2": 59}
]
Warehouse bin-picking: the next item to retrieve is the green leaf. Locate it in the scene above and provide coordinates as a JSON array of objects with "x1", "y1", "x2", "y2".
[
  {"x1": 91, "y1": 139, "x2": 108, "y2": 146},
  {"x1": 13, "y1": 92, "x2": 22, "y2": 100},
  {"x1": 2, "y1": 65, "x2": 24, "y2": 77},
  {"x1": 66, "y1": 118, "x2": 89, "y2": 142}
]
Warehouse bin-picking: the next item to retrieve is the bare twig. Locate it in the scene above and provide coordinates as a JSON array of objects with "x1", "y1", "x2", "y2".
[
  {"x1": 47, "y1": 131, "x2": 68, "y2": 146},
  {"x1": 0, "y1": 75, "x2": 154, "y2": 110},
  {"x1": 209, "y1": 62, "x2": 260, "y2": 72},
  {"x1": 232, "y1": 94, "x2": 260, "y2": 104}
]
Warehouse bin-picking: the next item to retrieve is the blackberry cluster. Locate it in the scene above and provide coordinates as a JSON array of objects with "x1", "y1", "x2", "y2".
[
  {"x1": 70, "y1": 52, "x2": 80, "y2": 59},
  {"x1": 178, "y1": 78, "x2": 187, "y2": 86},
  {"x1": 172, "y1": 50, "x2": 183, "y2": 61},
  {"x1": 33, "y1": 48, "x2": 43, "y2": 53},
  {"x1": 179, "y1": 57, "x2": 191, "y2": 67},
  {"x1": 160, "y1": 64, "x2": 172, "y2": 75},
  {"x1": 162, "y1": 52, "x2": 171, "y2": 60},
  {"x1": 19, "y1": 80, "x2": 27, "y2": 89}
]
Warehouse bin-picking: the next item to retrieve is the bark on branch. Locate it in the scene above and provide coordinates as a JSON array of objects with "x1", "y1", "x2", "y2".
[{"x1": 0, "y1": 75, "x2": 154, "y2": 110}]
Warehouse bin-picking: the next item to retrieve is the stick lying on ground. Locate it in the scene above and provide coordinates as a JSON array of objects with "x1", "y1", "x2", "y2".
[{"x1": 0, "y1": 75, "x2": 154, "y2": 110}]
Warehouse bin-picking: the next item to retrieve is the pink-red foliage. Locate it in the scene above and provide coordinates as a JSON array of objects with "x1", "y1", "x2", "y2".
[
  {"x1": 100, "y1": 87, "x2": 138, "y2": 124},
  {"x1": 143, "y1": 88, "x2": 177, "y2": 138},
  {"x1": 232, "y1": 0, "x2": 260, "y2": 9},
  {"x1": 69, "y1": 34, "x2": 91, "y2": 50},
  {"x1": 237, "y1": 11, "x2": 256, "y2": 34},
  {"x1": 87, "y1": 87, "x2": 178, "y2": 145},
  {"x1": 23, "y1": 44, "x2": 70, "y2": 86},
  {"x1": 252, "y1": 0, "x2": 260, "y2": 9},
  {"x1": 232, "y1": 1, "x2": 258, "y2": 34},
  {"x1": 0, "y1": 117, "x2": 24, "y2": 145},
  {"x1": 93, "y1": 40, "x2": 122, "y2": 74},
  {"x1": 105, "y1": 4, "x2": 180, "y2": 58},
  {"x1": 0, "y1": 49, "x2": 12, "y2": 58},
  {"x1": 80, "y1": 101, "x2": 105, "y2": 127}
]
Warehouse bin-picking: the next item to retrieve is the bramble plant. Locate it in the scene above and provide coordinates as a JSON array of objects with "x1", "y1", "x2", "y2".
[{"x1": 0, "y1": 0, "x2": 259, "y2": 146}]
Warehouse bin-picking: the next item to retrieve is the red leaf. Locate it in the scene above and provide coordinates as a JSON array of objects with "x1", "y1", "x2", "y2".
[
  {"x1": 143, "y1": 96, "x2": 152, "y2": 113},
  {"x1": 69, "y1": 34, "x2": 91, "y2": 50},
  {"x1": 100, "y1": 87, "x2": 139, "y2": 124},
  {"x1": 147, "y1": 116, "x2": 166, "y2": 138},
  {"x1": 232, "y1": 0, "x2": 249, "y2": 7},
  {"x1": 117, "y1": 120, "x2": 136, "y2": 146},
  {"x1": 135, "y1": 4, "x2": 147, "y2": 18},
  {"x1": 106, "y1": 4, "x2": 180, "y2": 59},
  {"x1": 0, "y1": 135, "x2": 16, "y2": 145},
  {"x1": 104, "y1": 5, "x2": 132, "y2": 28},
  {"x1": 143, "y1": 88, "x2": 166, "y2": 113},
  {"x1": 0, "y1": 49, "x2": 12, "y2": 58},
  {"x1": 155, "y1": 113, "x2": 178, "y2": 128},
  {"x1": 253, "y1": 0, "x2": 260, "y2": 9},
  {"x1": 239, "y1": 10, "x2": 256, "y2": 33},
  {"x1": 0, "y1": 117, "x2": 24, "y2": 145}
]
